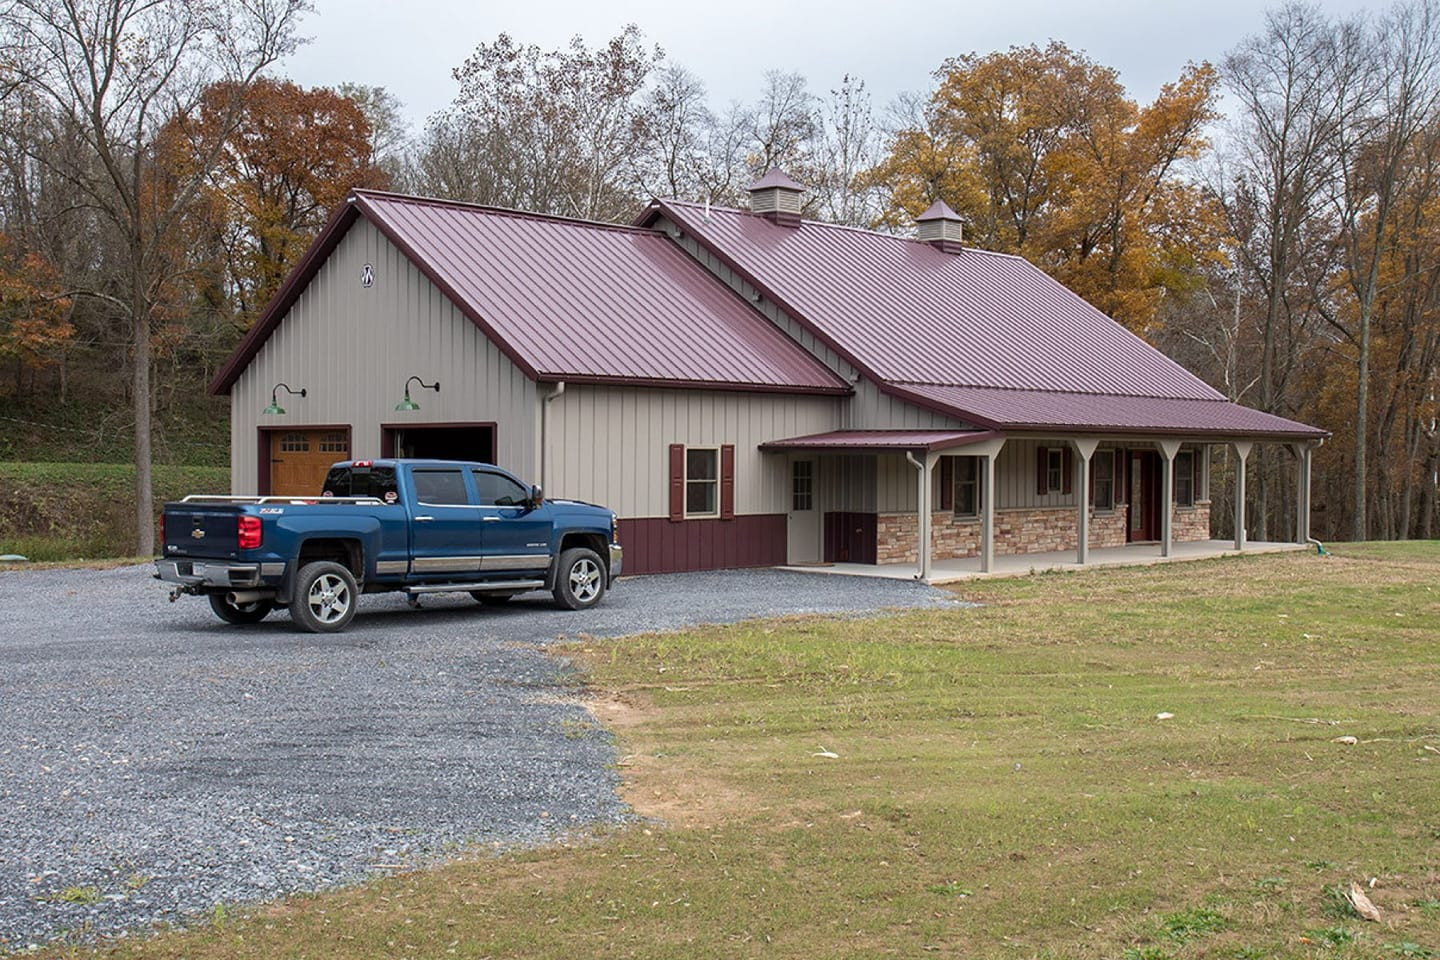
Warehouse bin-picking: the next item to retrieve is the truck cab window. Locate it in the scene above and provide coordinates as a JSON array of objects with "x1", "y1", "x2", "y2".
[
  {"x1": 412, "y1": 468, "x2": 469, "y2": 505},
  {"x1": 323, "y1": 465, "x2": 399, "y2": 502},
  {"x1": 471, "y1": 469, "x2": 529, "y2": 506}
]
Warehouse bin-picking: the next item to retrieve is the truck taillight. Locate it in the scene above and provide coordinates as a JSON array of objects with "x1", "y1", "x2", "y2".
[{"x1": 237, "y1": 515, "x2": 263, "y2": 550}]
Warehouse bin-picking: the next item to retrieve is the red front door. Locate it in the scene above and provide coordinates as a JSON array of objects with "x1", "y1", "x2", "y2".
[{"x1": 1128, "y1": 451, "x2": 1161, "y2": 542}]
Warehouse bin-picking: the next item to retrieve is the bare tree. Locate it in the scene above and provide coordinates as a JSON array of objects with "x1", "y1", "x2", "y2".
[
  {"x1": 810, "y1": 74, "x2": 883, "y2": 226},
  {"x1": 633, "y1": 64, "x2": 713, "y2": 201},
  {"x1": 1219, "y1": 2, "x2": 1348, "y2": 539},
  {"x1": 748, "y1": 70, "x2": 817, "y2": 177},
  {"x1": 2, "y1": 0, "x2": 310, "y2": 554}
]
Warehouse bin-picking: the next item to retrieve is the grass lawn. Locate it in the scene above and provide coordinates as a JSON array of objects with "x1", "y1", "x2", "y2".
[{"x1": 44, "y1": 543, "x2": 1440, "y2": 959}]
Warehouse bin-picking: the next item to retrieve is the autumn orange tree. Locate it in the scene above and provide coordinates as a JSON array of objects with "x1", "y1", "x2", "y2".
[
  {"x1": 870, "y1": 43, "x2": 1221, "y2": 334},
  {"x1": 0, "y1": 230, "x2": 72, "y2": 390},
  {"x1": 163, "y1": 78, "x2": 389, "y2": 329}
]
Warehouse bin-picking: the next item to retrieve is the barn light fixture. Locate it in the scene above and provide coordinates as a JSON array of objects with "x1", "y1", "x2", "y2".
[
  {"x1": 396, "y1": 376, "x2": 440, "y2": 411},
  {"x1": 263, "y1": 383, "x2": 306, "y2": 415}
]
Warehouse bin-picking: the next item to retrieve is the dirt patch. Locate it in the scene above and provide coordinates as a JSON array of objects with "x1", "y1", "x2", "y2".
[{"x1": 582, "y1": 693, "x2": 754, "y2": 829}]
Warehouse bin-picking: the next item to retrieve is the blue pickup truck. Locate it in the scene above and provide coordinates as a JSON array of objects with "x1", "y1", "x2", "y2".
[{"x1": 154, "y1": 459, "x2": 622, "y2": 632}]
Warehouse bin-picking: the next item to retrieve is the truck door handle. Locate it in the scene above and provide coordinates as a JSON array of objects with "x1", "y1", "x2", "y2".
[
  {"x1": 481, "y1": 516, "x2": 501, "y2": 522},
  {"x1": 414, "y1": 516, "x2": 434, "y2": 522}
]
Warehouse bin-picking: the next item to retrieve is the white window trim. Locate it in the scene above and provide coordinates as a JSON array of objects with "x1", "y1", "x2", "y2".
[
  {"x1": 1046, "y1": 446, "x2": 1063, "y2": 494},
  {"x1": 685, "y1": 445, "x2": 721, "y2": 519}
]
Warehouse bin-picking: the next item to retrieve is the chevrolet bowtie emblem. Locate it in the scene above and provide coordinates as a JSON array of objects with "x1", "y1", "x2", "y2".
[{"x1": 191, "y1": 529, "x2": 206, "y2": 540}]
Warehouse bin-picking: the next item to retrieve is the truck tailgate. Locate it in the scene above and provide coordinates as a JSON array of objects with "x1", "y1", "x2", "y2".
[{"x1": 162, "y1": 504, "x2": 243, "y2": 560}]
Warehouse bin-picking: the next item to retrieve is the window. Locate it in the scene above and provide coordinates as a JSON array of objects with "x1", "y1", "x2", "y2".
[
  {"x1": 323, "y1": 465, "x2": 399, "y2": 503},
  {"x1": 686, "y1": 448, "x2": 719, "y2": 516},
  {"x1": 953, "y1": 456, "x2": 981, "y2": 518},
  {"x1": 318, "y1": 431, "x2": 348, "y2": 454},
  {"x1": 1092, "y1": 450, "x2": 1115, "y2": 512},
  {"x1": 1174, "y1": 451, "x2": 1195, "y2": 507},
  {"x1": 791, "y1": 460, "x2": 814, "y2": 511},
  {"x1": 412, "y1": 468, "x2": 469, "y2": 505},
  {"x1": 1047, "y1": 447, "x2": 1063, "y2": 493},
  {"x1": 472, "y1": 469, "x2": 529, "y2": 507},
  {"x1": 280, "y1": 432, "x2": 309, "y2": 453}
]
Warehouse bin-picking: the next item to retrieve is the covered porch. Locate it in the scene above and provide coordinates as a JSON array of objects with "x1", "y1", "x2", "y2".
[
  {"x1": 781, "y1": 538, "x2": 1310, "y2": 584},
  {"x1": 760, "y1": 429, "x2": 1320, "y2": 583}
]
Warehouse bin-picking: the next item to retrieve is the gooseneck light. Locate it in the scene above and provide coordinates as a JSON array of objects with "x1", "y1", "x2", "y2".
[
  {"x1": 395, "y1": 376, "x2": 440, "y2": 411},
  {"x1": 263, "y1": 383, "x2": 307, "y2": 415}
]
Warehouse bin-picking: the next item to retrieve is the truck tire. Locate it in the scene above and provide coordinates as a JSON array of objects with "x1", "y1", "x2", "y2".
[
  {"x1": 208, "y1": 592, "x2": 274, "y2": 625},
  {"x1": 551, "y1": 547, "x2": 606, "y2": 610},
  {"x1": 289, "y1": 561, "x2": 358, "y2": 633}
]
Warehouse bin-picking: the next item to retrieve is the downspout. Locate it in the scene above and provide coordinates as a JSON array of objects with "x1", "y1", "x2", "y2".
[
  {"x1": 1307, "y1": 437, "x2": 1326, "y2": 555},
  {"x1": 905, "y1": 450, "x2": 926, "y2": 581},
  {"x1": 540, "y1": 381, "x2": 566, "y2": 493}
]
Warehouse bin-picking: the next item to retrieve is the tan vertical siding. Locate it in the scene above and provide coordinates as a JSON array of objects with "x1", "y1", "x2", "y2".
[
  {"x1": 230, "y1": 218, "x2": 538, "y2": 494},
  {"x1": 544, "y1": 384, "x2": 839, "y2": 517}
]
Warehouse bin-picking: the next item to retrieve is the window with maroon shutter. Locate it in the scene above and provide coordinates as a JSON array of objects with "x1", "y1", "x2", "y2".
[
  {"x1": 668, "y1": 443, "x2": 685, "y2": 522},
  {"x1": 1174, "y1": 450, "x2": 1195, "y2": 507},
  {"x1": 1036, "y1": 446, "x2": 1048, "y2": 495},
  {"x1": 720, "y1": 445, "x2": 735, "y2": 520},
  {"x1": 939, "y1": 456, "x2": 954, "y2": 511},
  {"x1": 1062, "y1": 446, "x2": 1073, "y2": 495},
  {"x1": 1038, "y1": 445, "x2": 1065, "y2": 495}
]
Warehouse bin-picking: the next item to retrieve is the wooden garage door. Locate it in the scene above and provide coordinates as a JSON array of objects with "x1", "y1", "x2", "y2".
[{"x1": 270, "y1": 430, "x2": 349, "y2": 496}]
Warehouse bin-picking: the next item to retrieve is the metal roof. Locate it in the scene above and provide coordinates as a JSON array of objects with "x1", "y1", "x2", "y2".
[
  {"x1": 759, "y1": 429, "x2": 1000, "y2": 453},
  {"x1": 748, "y1": 168, "x2": 805, "y2": 191},
  {"x1": 649, "y1": 200, "x2": 1225, "y2": 400},
  {"x1": 888, "y1": 383, "x2": 1327, "y2": 439},
  {"x1": 212, "y1": 192, "x2": 849, "y2": 396}
]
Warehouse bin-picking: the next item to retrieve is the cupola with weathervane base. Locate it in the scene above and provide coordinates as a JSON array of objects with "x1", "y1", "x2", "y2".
[{"x1": 747, "y1": 167, "x2": 805, "y2": 227}]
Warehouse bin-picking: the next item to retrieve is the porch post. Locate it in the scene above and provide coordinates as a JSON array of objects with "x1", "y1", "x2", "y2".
[
  {"x1": 906, "y1": 450, "x2": 934, "y2": 580},
  {"x1": 1156, "y1": 440, "x2": 1182, "y2": 558},
  {"x1": 1232, "y1": 441, "x2": 1253, "y2": 550},
  {"x1": 981, "y1": 451, "x2": 996, "y2": 573},
  {"x1": 1290, "y1": 442, "x2": 1313, "y2": 544},
  {"x1": 1071, "y1": 438, "x2": 1100, "y2": 564}
]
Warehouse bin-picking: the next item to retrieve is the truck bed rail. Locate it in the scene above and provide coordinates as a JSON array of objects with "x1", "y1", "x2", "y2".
[{"x1": 178, "y1": 495, "x2": 387, "y2": 505}]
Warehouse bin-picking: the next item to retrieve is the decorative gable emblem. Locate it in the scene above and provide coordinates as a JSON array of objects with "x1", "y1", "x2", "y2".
[{"x1": 361, "y1": 263, "x2": 374, "y2": 288}]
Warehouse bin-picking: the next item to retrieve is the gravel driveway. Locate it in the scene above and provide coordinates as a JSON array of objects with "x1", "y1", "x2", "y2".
[{"x1": 0, "y1": 565, "x2": 950, "y2": 948}]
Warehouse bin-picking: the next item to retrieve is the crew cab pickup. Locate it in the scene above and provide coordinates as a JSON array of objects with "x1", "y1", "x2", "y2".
[{"x1": 154, "y1": 459, "x2": 622, "y2": 632}]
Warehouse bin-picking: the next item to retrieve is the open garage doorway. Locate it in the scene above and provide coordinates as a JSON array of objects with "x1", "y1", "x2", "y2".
[{"x1": 382, "y1": 422, "x2": 498, "y2": 465}]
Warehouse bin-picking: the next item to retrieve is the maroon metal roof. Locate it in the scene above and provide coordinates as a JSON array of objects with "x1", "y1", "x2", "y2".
[
  {"x1": 749, "y1": 168, "x2": 805, "y2": 191},
  {"x1": 649, "y1": 200, "x2": 1225, "y2": 399},
  {"x1": 888, "y1": 383, "x2": 1327, "y2": 439},
  {"x1": 212, "y1": 191, "x2": 849, "y2": 396},
  {"x1": 916, "y1": 200, "x2": 962, "y2": 223},
  {"x1": 759, "y1": 428, "x2": 1000, "y2": 452}
]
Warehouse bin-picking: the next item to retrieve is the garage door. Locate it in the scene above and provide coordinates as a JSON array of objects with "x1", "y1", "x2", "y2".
[{"x1": 270, "y1": 429, "x2": 349, "y2": 496}]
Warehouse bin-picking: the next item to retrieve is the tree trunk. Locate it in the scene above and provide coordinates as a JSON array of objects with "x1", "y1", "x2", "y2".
[
  {"x1": 132, "y1": 277, "x2": 154, "y2": 557},
  {"x1": 1353, "y1": 309, "x2": 1369, "y2": 541}
]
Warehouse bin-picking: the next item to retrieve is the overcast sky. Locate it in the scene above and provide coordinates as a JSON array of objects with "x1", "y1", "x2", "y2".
[{"x1": 279, "y1": 0, "x2": 1382, "y2": 137}]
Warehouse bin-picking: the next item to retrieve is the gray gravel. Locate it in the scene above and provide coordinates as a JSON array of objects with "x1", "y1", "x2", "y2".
[{"x1": 0, "y1": 565, "x2": 952, "y2": 949}]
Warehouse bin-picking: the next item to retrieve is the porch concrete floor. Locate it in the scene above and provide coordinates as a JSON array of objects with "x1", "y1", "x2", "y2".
[{"x1": 779, "y1": 539, "x2": 1311, "y2": 584}]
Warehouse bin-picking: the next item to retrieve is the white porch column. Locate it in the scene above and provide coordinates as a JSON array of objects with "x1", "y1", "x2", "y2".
[
  {"x1": 981, "y1": 452, "x2": 996, "y2": 573},
  {"x1": 1070, "y1": 438, "x2": 1100, "y2": 564},
  {"x1": 1290, "y1": 442, "x2": 1313, "y2": 544},
  {"x1": 1232, "y1": 441, "x2": 1253, "y2": 551},
  {"x1": 1156, "y1": 440, "x2": 1182, "y2": 557},
  {"x1": 906, "y1": 451, "x2": 935, "y2": 580}
]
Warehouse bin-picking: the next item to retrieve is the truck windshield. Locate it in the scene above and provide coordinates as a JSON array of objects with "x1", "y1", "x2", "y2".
[{"x1": 322, "y1": 465, "x2": 400, "y2": 503}]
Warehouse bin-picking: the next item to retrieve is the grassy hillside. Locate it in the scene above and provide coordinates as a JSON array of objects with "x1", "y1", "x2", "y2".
[
  {"x1": 39, "y1": 543, "x2": 1440, "y2": 959},
  {"x1": 0, "y1": 462, "x2": 230, "y2": 561}
]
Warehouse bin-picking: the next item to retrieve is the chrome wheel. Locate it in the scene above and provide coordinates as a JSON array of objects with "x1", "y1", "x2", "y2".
[
  {"x1": 569, "y1": 558, "x2": 601, "y2": 603},
  {"x1": 307, "y1": 572, "x2": 352, "y2": 624}
]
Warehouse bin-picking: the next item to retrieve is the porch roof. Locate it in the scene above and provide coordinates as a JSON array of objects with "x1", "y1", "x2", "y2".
[{"x1": 759, "y1": 428, "x2": 1001, "y2": 453}]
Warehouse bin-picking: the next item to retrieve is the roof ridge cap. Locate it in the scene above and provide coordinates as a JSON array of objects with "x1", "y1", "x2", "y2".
[
  {"x1": 888, "y1": 381, "x2": 1228, "y2": 402},
  {"x1": 356, "y1": 189, "x2": 656, "y2": 236}
]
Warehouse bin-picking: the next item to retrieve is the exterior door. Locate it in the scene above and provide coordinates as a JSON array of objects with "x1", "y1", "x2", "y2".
[
  {"x1": 408, "y1": 465, "x2": 484, "y2": 577},
  {"x1": 1128, "y1": 452, "x2": 1160, "y2": 542},
  {"x1": 470, "y1": 467, "x2": 552, "y2": 572},
  {"x1": 786, "y1": 458, "x2": 821, "y2": 564},
  {"x1": 270, "y1": 429, "x2": 349, "y2": 496}
]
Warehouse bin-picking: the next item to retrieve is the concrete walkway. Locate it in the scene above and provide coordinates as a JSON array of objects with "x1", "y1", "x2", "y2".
[{"x1": 780, "y1": 539, "x2": 1310, "y2": 584}]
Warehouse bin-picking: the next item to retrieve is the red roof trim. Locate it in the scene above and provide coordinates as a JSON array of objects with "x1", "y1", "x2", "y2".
[
  {"x1": 537, "y1": 374, "x2": 850, "y2": 396},
  {"x1": 759, "y1": 429, "x2": 1002, "y2": 453},
  {"x1": 209, "y1": 199, "x2": 360, "y2": 395}
]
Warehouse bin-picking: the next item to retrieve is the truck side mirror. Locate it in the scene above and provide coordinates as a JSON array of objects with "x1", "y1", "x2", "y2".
[{"x1": 529, "y1": 484, "x2": 544, "y2": 509}]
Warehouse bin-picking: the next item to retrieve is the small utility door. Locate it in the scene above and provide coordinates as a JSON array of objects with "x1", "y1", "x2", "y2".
[
  {"x1": 786, "y1": 458, "x2": 821, "y2": 564},
  {"x1": 408, "y1": 466, "x2": 482, "y2": 576},
  {"x1": 270, "y1": 430, "x2": 348, "y2": 496},
  {"x1": 470, "y1": 467, "x2": 552, "y2": 572}
]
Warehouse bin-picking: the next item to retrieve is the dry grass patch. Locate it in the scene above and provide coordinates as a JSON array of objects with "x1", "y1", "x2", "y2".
[{"x1": 34, "y1": 543, "x2": 1440, "y2": 960}]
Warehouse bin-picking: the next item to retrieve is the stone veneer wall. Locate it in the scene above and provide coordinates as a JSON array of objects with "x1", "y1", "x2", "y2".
[
  {"x1": 876, "y1": 503, "x2": 1210, "y2": 564},
  {"x1": 1171, "y1": 502, "x2": 1212, "y2": 542}
]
